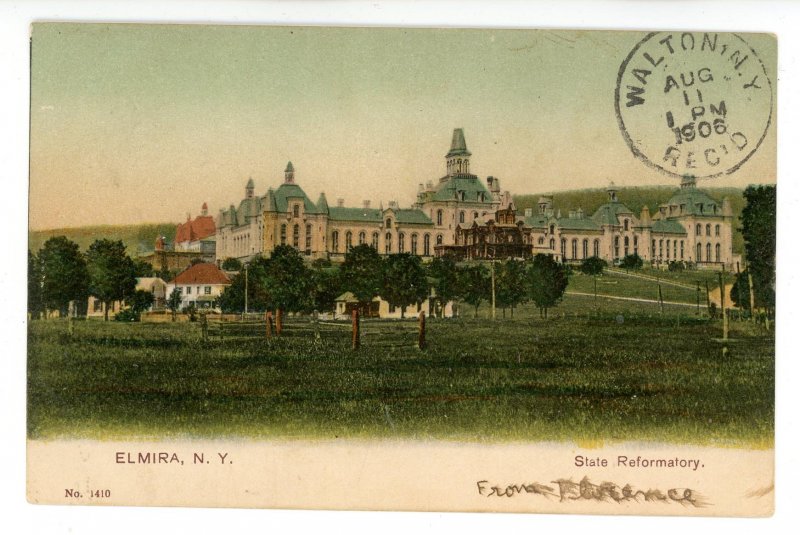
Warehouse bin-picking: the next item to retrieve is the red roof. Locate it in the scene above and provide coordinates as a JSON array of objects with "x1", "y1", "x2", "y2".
[
  {"x1": 171, "y1": 263, "x2": 231, "y2": 285},
  {"x1": 175, "y1": 215, "x2": 216, "y2": 243}
]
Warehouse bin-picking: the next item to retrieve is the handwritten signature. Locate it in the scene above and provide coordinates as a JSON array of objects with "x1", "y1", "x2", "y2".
[{"x1": 477, "y1": 477, "x2": 707, "y2": 506}]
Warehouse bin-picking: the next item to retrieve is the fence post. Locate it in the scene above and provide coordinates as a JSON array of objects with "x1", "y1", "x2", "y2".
[
  {"x1": 351, "y1": 309, "x2": 360, "y2": 350},
  {"x1": 200, "y1": 313, "x2": 208, "y2": 342},
  {"x1": 265, "y1": 311, "x2": 273, "y2": 339},
  {"x1": 276, "y1": 309, "x2": 283, "y2": 336},
  {"x1": 313, "y1": 310, "x2": 321, "y2": 342},
  {"x1": 219, "y1": 318, "x2": 224, "y2": 341},
  {"x1": 418, "y1": 311, "x2": 426, "y2": 350}
]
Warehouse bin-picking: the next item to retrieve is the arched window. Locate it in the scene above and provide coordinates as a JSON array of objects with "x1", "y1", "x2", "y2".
[
  {"x1": 293, "y1": 224, "x2": 300, "y2": 248},
  {"x1": 571, "y1": 239, "x2": 578, "y2": 259},
  {"x1": 673, "y1": 240, "x2": 677, "y2": 259},
  {"x1": 398, "y1": 232, "x2": 405, "y2": 253},
  {"x1": 706, "y1": 243, "x2": 712, "y2": 262},
  {"x1": 371, "y1": 232, "x2": 379, "y2": 249},
  {"x1": 593, "y1": 239, "x2": 600, "y2": 257},
  {"x1": 538, "y1": 237, "x2": 545, "y2": 245},
  {"x1": 423, "y1": 234, "x2": 431, "y2": 256},
  {"x1": 624, "y1": 236, "x2": 630, "y2": 256},
  {"x1": 659, "y1": 239, "x2": 663, "y2": 258},
  {"x1": 411, "y1": 234, "x2": 418, "y2": 255},
  {"x1": 624, "y1": 219, "x2": 629, "y2": 231},
  {"x1": 633, "y1": 236, "x2": 639, "y2": 256},
  {"x1": 356, "y1": 231, "x2": 364, "y2": 245},
  {"x1": 459, "y1": 211, "x2": 465, "y2": 224},
  {"x1": 436, "y1": 210, "x2": 443, "y2": 226},
  {"x1": 473, "y1": 211, "x2": 479, "y2": 220},
  {"x1": 561, "y1": 238, "x2": 567, "y2": 257},
  {"x1": 386, "y1": 218, "x2": 392, "y2": 229},
  {"x1": 332, "y1": 231, "x2": 339, "y2": 252},
  {"x1": 680, "y1": 240, "x2": 684, "y2": 259},
  {"x1": 293, "y1": 204, "x2": 300, "y2": 218},
  {"x1": 696, "y1": 224, "x2": 702, "y2": 235},
  {"x1": 696, "y1": 242, "x2": 702, "y2": 261},
  {"x1": 280, "y1": 224, "x2": 287, "y2": 246},
  {"x1": 715, "y1": 224, "x2": 720, "y2": 236},
  {"x1": 614, "y1": 236, "x2": 620, "y2": 258},
  {"x1": 665, "y1": 239, "x2": 670, "y2": 259},
  {"x1": 549, "y1": 224, "x2": 555, "y2": 235},
  {"x1": 385, "y1": 232, "x2": 392, "y2": 254},
  {"x1": 305, "y1": 224, "x2": 312, "y2": 254},
  {"x1": 345, "y1": 231, "x2": 353, "y2": 251},
  {"x1": 706, "y1": 224, "x2": 711, "y2": 236},
  {"x1": 436, "y1": 234, "x2": 443, "y2": 246},
  {"x1": 550, "y1": 238, "x2": 556, "y2": 251},
  {"x1": 715, "y1": 243, "x2": 721, "y2": 262}
]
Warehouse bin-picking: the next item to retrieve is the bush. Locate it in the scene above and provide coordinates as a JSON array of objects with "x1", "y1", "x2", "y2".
[
  {"x1": 114, "y1": 308, "x2": 139, "y2": 322},
  {"x1": 668, "y1": 261, "x2": 687, "y2": 272},
  {"x1": 580, "y1": 256, "x2": 607, "y2": 276},
  {"x1": 182, "y1": 304, "x2": 198, "y2": 322},
  {"x1": 619, "y1": 254, "x2": 643, "y2": 270}
]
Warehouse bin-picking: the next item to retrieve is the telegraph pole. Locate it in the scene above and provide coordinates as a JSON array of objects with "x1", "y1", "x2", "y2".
[
  {"x1": 490, "y1": 259, "x2": 496, "y2": 321},
  {"x1": 244, "y1": 262, "x2": 249, "y2": 315}
]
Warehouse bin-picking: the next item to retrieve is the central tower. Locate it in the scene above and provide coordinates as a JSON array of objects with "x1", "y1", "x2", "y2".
[{"x1": 445, "y1": 128, "x2": 471, "y2": 178}]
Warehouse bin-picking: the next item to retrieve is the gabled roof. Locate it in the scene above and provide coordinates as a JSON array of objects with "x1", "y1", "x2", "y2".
[
  {"x1": 523, "y1": 214, "x2": 550, "y2": 229},
  {"x1": 175, "y1": 214, "x2": 216, "y2": 243},
  {"x1": 431, "y1": 175, "x2": 492, "y2": 203},
  {"x1": 271, "y1": 183, "x2": 322, "y2": 214},
  {"x1": 171, "y1": 263, "x2": 231, "y2": 285},
  {"x1": 394, "y1": 209, "x2": 433, "y2": 225},
  {"x1": 651, "y1": 220, "x2": 688, "y2": 235}
]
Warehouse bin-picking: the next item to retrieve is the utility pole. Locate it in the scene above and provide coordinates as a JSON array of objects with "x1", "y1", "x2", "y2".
[
  {"x1": 244, "y1": 262, "x2": 249, "y2": 315},
  {"x1": 718, "y1": 268, "x2": 728, "y2": 343},
  {"x1": 490, "y1": 259, "x2": 496, "y2": 321}
]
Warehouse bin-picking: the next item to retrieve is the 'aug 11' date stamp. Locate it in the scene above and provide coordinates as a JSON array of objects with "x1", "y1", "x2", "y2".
[{"x1": 615, "y1": 31, "x2": 773, "y2": 179}]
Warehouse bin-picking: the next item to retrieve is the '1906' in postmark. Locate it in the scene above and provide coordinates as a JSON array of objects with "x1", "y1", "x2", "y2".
[{"x1": 615, "y1": 32, "x2": 773, "y2": 179}]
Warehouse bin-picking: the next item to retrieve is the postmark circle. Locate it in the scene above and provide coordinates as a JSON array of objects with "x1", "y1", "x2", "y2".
[{"x1": 615, "y1": 32, "x2": 773, "y2": 180}]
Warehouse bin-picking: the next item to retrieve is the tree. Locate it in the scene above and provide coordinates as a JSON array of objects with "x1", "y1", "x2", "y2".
[
  {"x1": 340, "y1": 244, "x2": 384, "y2": 313},
  {"x1": 382, "y1": 253, "x2": 429, "y2": 318},
  {"x1": 495, "y1": 259, "x2": 527, "y2": 318},
  {"x1": 38, "y1": 236, "x2": 89, "y2": 317},
  {"x1": 125, "y1": 289, "x2": 155, "y2": 320},
  {"x1": 86, "y1": 239, "x2": 137, "y2": 321},
  {"x1": 167, "y1": 287, "x2": 182, "y2": 321},
  {"x1": 221, "y1": 257, "x2": 243, "y2": 271},
  {"x1": 309, "y1": 264, "x2": 341, "y2": 313},
  {"x1": 580, "y1": 256, "x2": 607, "y2": 276},
  {"x1": 619, "y1": 253, "x2": 643, "y2": 270},
  {"x1": 526, "y1": 254, "x2": 568, "y2": 318},
  {"x1": 263, "y1": 245, "x2": 312, "y2": 314},
  {"x1": 132, "y1": 259, "x2": 155, "y2": 278},
  {"x1": 28, "y1": 250, "x2": 44, "y2": 319},
  {"x1": 426, "y1": 254, "x2": 460, "y2": 317},
  {"x1": 740, "y1": 185, "x2": 776, "y2": 312},
  {"x1": 218, "y1": 256, "x2": 271, "y2": 313},
  {"x1": 460, "y1": 264, "x2": 491, "y2": 318}
]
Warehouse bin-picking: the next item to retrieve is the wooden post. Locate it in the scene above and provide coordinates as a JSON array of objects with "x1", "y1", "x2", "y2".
[
  {"x1": 658, "y1": 283, "x2": 664, "y2": 314},
  {"x1": 705, "y1": 281, "x2": 711, "y2": 316},
  {"x1": 275, "y1": 308, "x2": 283, "y2": 336},
  {"x1": 490, "y1": 260, "x2": 496, "y2": 321},
  {"x1": 313, "y1": 310, "x2": 321, "y2": 342},
  {"x1": 265, "y1": 311, "x2": 273, "y2": 339},
  {"x1": 219, "y1": 318, "x2": 224, "y2": 341},
  {"x1": 351, "y1": 308, "x2": 360, "y2": 350},
  {"x1": 719, "y1": 270, "x2": 728, "y2": 341},
  {"x1": 748, "y1": 271, "x2": 756, "y2": 323},
  {"x1": 418, "y1": 311, "x2": 426, "y2": 350},
  {"x1": 200, "y1": 313, "x2": 208, "y2": 342}
]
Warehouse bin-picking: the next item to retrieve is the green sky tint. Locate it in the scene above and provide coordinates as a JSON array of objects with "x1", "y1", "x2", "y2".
[{"x1": 29, "y1": 24, "x2": 777, "y2": 230}]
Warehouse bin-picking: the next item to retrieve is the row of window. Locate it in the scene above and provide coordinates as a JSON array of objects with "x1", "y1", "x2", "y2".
[
  {"x1": 696, "y1": 223, "x2": 722, "y2": 237},
  {"x1": 181, "y1": 286, "x2": 213, "y2": 295},
  {"x1": 331, "y1": 230, "x2": 444, "y2": 255}
]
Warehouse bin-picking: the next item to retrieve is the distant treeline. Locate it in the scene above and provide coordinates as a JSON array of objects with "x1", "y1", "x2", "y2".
[
  {"x1": 28, "y1": 223, "x2": 177, "y2": 256},
  {"x1": 513, "y1": 186, "x2": 746, "y2": 254}
]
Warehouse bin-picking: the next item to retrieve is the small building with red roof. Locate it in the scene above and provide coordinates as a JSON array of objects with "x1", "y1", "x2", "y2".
[
  {"x1": 175, "y1": 202, "x2": 216, "y2": 257},
  {"x1": 166, "y1": 262, "x2": 231, "y2": 311}
]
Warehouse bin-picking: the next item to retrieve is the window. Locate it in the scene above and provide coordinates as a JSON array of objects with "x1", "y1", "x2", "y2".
[
  {"x1": 624, "y1": 219, "x2": 629, "y2": 231},
  {"x1": 93, "y1": 300, "x2": 103, "y2": 313},
  {"x1": 411, "y1": 234, "x2": 418, "y2": 255},
  {"x1": 571, "y1": 239, "x2": 578, "y2": 259},
  {"x1": 346, "y1": 231, "x2": 353, "y2": 251},
  {"x1": 423, "y1": 234, "x2": 431, "y2": 256},
  {"x1": 680, "y1": 240, "x2": 684, "y2": 259},
  {"x1": 706, "y1": 243, "x2": 712, "y2": 262},
  {"x1": 372, "y1": 232, "x2": 379, "y2": 249},
  {"x1": 385, "y1": 233, "x2": 392, "y2": 254},
  {"x1": 280, "y1": 224, "x2": 287, "y2": 245},
  {"x1": 539, "y1": 237, "x2": 545, "y2": 245},
  {"x1": 561, "y1": 238, "x2": 567, "y2": 257},
  {"x1": 665, "y1": 239, "x2": 670, "y2": 259},
  {"x1": 673, "y1": 240, "x2": 677, "y2": 259},
  {"x1": 715, "y1": 243, "x2": 721, "y2": 262},
  {"x1": 205, "y1": 286, "x2": 211, "y2": 295},
  {"x1": 293, "y1": 224, "x2": 300, "y2": 248},
  {"x1": 706, "y1": 224, "x2": 711, "y2": 236},
  {"x1": 715, "y1": 224, "x2": 720, "y2": 236},
  {"x1": 358, "y1": 231, "x2": 366, "y2": 245},
  {"x1": 550, "y1": 238, "x2": 556, "y2": 251},
  {"x1": 659, "y1": 239, "x2": 663, "y2": 258},
  {"x1": 624, "y1": 236, "x2": 630, "y2": 257},
  {"x1": 696, "y1": 224, "x2": 702, "y2": 235},
  {"x1": 593, "y1": 239, "x2": 600, "y2": 257},
  {"x1": 332, "y1": 231, "x2": 339, "y2": 253},
  {"x1": 633, "y1": 236, "x2": 639, "y2": 256},
  {"x1": 696, "y1": 242, "x2": 702, "y2": 261},
  {"x1": 614, "y1": 236, "x2": 620, "y2": 258},
  {"x1": 436, "y1": 234, "x2": 443, "y2": 246},
  {"x1": 459, "y1": 211, "x2": 465, "y2": 224},
  {"x1": 186, "y1": 286, "x2": 192, "y2": 295},
  {"x1": 293, "y1": 204, "x2": 300, "y2": 218},
  {"x1": 473, "y1": 211, "x2": 479, "y2": 220},
  {"x1": 305, "y1": 224, "x2": 312, "y2": 254},
  {"x1": 436, "y1": 210, "x2": 443, "y2": 226},
  {"x1": 386, "y1": 218, "x2": 392, "y2": 229},
  {"x1": 398, "y1": 232, "x2": 405, "y2": 253}
]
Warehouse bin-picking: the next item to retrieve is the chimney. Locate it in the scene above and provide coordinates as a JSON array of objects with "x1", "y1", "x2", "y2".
[
  {"x1": 426, "y1": 181, "x2": 433, "y2": 190},
  {"x1": 363, "y1": 200, "x2": 371, "y2": 209},
  {"x1": 418, "y1": 183, "x2": 424, "y2": 192},
  {"x1": 337, "y1": 198, "x2": 345, "y2": 208}
]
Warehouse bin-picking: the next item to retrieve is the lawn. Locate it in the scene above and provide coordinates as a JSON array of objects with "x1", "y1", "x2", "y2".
[
  {"x1": 28, "y1": 296, "x2": 774, "y2": 447},
  {"x1": 567, "y1": 271, "x2": 699, "y2": 304}
]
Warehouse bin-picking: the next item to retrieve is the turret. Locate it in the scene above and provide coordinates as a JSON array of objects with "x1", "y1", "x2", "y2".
[
  {"x1": 245, "y1": 178, "x2": 255, "y2": 199},
  {"x1": 607, "y1": 182, "x2": 618, "y2": 203},
  {"x1": 201, "y1": 202, "x2": 208, "y2": 216},
  {"x1": 284, "y1": 161, "x2": 295, "y2": 184},
  {"x1": 681, "y1": 174, "x2": 697, "y2": 190},
  {"x1": 445, "y1": 128, "x2": 472, "y2": 177},
  {"x1": 316, "y1": 192, "x2": 329, "y2": 213},
  {"x1": 639, "y1": 205, "x2": 652, "y2": 226}
]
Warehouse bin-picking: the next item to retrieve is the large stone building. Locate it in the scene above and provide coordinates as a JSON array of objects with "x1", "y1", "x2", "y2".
[{"x1": 215, "y1": 128, "x2": 737, "y2": 269}]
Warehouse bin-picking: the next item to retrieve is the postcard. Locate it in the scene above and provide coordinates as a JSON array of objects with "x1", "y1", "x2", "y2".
[{"x1": 27, "y1": 23, "x2": 776, "y2": 516}]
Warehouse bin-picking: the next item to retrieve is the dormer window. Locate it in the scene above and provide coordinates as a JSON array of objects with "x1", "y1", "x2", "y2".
[
  {"x1": 293, "y1": 204, "x2": 300, "y2": 218},
  {"x1": 386, "y1": 218, "x2": 392, "y2": 229},
  {"x1": 459, "y1": 191, "x2": 466, "y2": 201}
]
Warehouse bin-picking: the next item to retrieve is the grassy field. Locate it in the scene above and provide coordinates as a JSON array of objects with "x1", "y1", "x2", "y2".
[{"x1": 28, "y1": 295, "x2": 774, "y2": 446}]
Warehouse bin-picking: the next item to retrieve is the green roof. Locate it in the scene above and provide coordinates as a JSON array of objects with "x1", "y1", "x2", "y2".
[
  {"x1": 591, "y1": 202, "x2": 634, "y2": 226},
  {"x1": 556, "y1": 217, "x2": 601, "y2": 231},
  {"x1": 271, "y1": 183, "x2": 322, "y2": 214},
  {"x1": 663, "y1": 187, "x2": 720, "y2": 216},
  {"x1": 328, "y1": 207, "x2": 383, "y2": 222},
  {"x1": 432, "y1": 175, "x2": 492, "y2": 203},
  {"x1": 394, "y1": 209, "x2": 433, "y2": 225},
  {"x1": 524, "y1": 214, "x2": 549, "y2": 228},
  {"x1": 651, "y1": 219, "x2": 687, "y2": 235},
  {"x1": 446, "y1": 128, "x2": 471, "y2": 158}
]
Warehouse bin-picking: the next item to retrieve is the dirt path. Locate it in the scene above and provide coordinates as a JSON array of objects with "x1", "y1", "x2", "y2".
[{"x1": 566, "y1": 291, "x2": 698, "y2": 308}]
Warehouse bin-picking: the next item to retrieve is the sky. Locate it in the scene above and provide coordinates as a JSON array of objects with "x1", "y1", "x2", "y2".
[{"x1": 29, "y1": 24, "x2": 777, "y2": 230}]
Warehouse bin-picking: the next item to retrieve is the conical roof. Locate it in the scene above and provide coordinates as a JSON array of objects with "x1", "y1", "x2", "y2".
[
  {"x1": 285, "y1": 161, "x2": 294, "y2": 173},
  {"x1": 446, "y1": 128, "x2": 471, "y2": 158}
]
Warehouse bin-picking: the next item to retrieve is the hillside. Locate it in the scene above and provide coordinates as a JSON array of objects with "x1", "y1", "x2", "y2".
[
  {"x1": 513, "y1": 186, "x2": 746, "y2": 254},
  {"x1": 28, "y1": 223, "x2": 176, "y2": 256}
]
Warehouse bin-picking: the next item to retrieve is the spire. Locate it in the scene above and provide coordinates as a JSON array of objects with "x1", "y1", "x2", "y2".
[
  {"x1": 640, "y1": 205, "x2": 652, "y2": 226},
  {"x1": 201, "y1": 202, "x2": 208, "y2": 216},
  {"x1": 284, "y1": 161, "x2": 295, "y2": 183},
  {"x1": 265, "y1": 188, "x2": 277, "y2": 212},
  {"x1": 316, "y1": 192, "x2": 329, "y2": 213},
  {"x1": 245, "y1": 177, "x2": 255, "y2": 199},
  {"x1": 445, "y1": 128, "x2": 472, "y2": 177}
]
